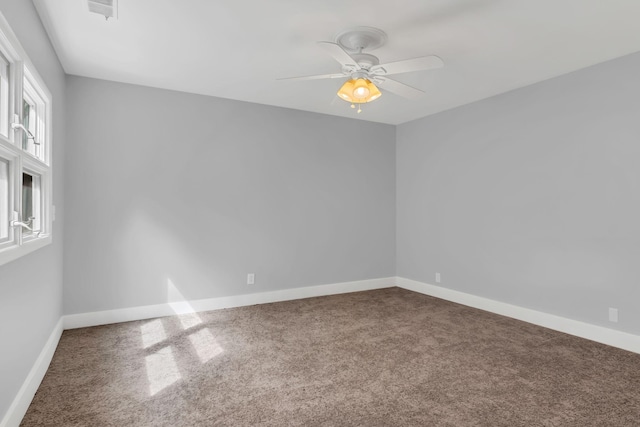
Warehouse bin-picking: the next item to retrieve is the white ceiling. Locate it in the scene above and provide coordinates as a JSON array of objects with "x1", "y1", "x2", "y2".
[{"x1": 33, "y1": 0, "x2": 640, "y2": 125}]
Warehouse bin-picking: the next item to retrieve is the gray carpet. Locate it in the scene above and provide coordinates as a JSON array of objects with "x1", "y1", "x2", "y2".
[{"x1": 21, "y1": 288, "x2": 640, "y2": 426}]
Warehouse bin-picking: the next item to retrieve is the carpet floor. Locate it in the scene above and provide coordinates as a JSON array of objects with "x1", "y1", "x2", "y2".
[{"x1": 21, "y1": 288, "x2": 640, "y2": 426}]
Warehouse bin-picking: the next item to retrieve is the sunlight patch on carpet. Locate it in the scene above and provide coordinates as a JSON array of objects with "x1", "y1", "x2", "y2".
[
  {"x1": 145, "y1": 346, "x2": 181, "y2": 396},
  {"x1": 178, "y1": 312, "x2": 203, "y2": 329},
  {"x1": 188, "y1": 328, "x2": 224, "y2": 363},
  {"x1": 140, "y1": 319, "x2": 167, "y2": 349}
]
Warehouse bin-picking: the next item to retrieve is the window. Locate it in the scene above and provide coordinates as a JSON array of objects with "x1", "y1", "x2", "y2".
[{"x1": 0, "y1": 11, "x2": 53, "y2": 266}]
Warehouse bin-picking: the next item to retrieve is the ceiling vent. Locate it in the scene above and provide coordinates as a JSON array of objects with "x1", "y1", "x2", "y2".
[{"x1": 87, "y1": 0, "x2": 118, "y2": 20}]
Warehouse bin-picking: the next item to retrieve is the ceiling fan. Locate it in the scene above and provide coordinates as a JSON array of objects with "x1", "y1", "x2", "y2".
[{"x1": 279, "y1": 27, "x2": 444, "y2": 111}]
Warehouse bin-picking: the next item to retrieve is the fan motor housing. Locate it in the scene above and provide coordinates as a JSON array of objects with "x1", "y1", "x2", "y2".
[{"x1": 351, "y1": 53, "x2": 379, "y2": 70}]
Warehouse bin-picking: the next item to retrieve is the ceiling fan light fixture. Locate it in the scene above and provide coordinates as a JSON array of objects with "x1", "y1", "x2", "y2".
[
  {"x1": 337, "y1": 78, "x2": 381, "y2": 104},
  {"x1": 353, "y1": 79, "x2": 370, "y2": 99}
]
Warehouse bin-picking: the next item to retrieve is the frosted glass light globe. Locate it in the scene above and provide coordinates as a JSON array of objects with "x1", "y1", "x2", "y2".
[{"x1": 354, "y1": 86, "x2": 370, "y2": 99}]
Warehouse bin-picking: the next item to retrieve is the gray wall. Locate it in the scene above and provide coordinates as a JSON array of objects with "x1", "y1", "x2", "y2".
[
  {"x1": 64, "y1": 76, "x2": 396, "y2": 314},
  {"x1": 397, "y1": 52, "x2": 640, "y2": 335},
  {"x1": 0, "y1": 0, "x2": 66, "y2": 421}
]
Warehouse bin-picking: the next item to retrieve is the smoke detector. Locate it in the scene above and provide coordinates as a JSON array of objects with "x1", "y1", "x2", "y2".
[{"x1": 87, "y1": 0, "x2": 118, "y2": 20}]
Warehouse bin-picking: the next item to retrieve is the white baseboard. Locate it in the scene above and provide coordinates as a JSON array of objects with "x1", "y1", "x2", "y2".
[
  {"x1": 0, "y1": 318, "x2": 63, "y2": 427},
  {"x1": 64, "y1": 277, "x2": 395, "y2": 329},
  {"x1": 396, "y1": 276, "x2": 640, "y2": 355}
]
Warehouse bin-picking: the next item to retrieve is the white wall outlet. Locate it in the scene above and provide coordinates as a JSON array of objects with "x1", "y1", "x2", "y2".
[
  {"x1": 247, "y1": 273, "x2": 255, "y2": 285},
  {"x1": 608, "y1": 307, "x2": 618, "y2": 323},
  {"x1": 435, "y1": 272, "x2": 441, "y2": 283}
]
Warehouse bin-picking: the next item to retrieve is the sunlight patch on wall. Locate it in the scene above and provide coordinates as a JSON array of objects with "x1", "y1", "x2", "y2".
[
  {"x1": 140, "y1": 319, "x2": 167, "y2": 349},
  {"x1": 167, "y1": 277, "x2": 204, "y2": 329},
  {"x1": 188, "y1": 328, "x2": 224, "y2": 363},
  {"x1": 167, "y1": 277, "x2": 196, "y2": 314},
  {"x1": 145, "y1": 346, "x2": 181, "y2": 396}
]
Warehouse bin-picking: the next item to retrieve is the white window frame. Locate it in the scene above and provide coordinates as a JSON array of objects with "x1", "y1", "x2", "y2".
[{"x1": 0, "y1": 11, "x2": 53, "y2": 267}]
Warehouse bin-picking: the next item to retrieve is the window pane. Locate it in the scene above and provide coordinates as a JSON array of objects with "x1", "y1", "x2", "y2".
[
  {"x1": 0, "y1": 159, "x2": 8, "y2": 241},
  {"x1": 0, "y1": 53, "x2": 6, "y2": 79},
  {"x1": 22, "y1": 99, "x2": 37, "y2": 156},
  {"x1": 22, "y1": 172, "x2": 40, "y2": 235},
  {"x1": 22, "y1": 100, "x2": 30, "y2": 150},
  {"x1": 0, "y1": 53, "x2": 8, "y2": 138}
]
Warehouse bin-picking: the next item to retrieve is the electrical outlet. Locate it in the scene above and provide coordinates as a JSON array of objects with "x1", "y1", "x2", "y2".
[
  {"x1": 247, "y1": 273, "x2": 255, "y2": 285},
  {"x1": 435, "y1": 272, "x2": 441, "y2": 283},
  {"x1": 609, "y1": 308, "x2": 618, "y2": 323}
]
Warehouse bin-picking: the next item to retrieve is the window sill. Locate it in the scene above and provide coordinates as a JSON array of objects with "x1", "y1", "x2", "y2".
[{"x1": 0, "y1": 235, "x2": 52, "y2": 267}]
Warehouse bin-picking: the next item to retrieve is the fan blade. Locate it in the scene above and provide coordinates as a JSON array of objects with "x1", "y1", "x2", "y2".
[
  {"x1": 374, "y1": 77, "x2": 424, "y2": 99},
  {"x1": 318, "y1": 41, "x2": 361, "y2": 71},
  {"x1": 370, "y1": 55, "x2": 444, "y2": 76},
  {"x1": 277, "y1": 73, "x2": 345, "y2": 81}
]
